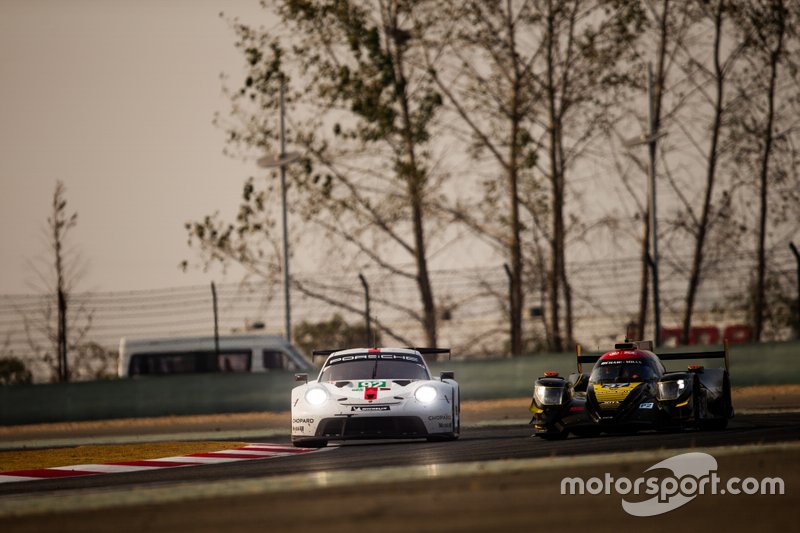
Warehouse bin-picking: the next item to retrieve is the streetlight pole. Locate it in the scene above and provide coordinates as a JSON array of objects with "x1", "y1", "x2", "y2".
[{"x1": 257, "y1": 81, "x2": 300, "y2": 343}]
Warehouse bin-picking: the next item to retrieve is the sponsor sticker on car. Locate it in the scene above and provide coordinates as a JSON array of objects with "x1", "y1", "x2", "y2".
[
  {"x1": 350, "y1": 405, "x2": 391, "y2": 411},
  {"x1": 352, "y1": 380, "x2": 388, "y2": 391}
]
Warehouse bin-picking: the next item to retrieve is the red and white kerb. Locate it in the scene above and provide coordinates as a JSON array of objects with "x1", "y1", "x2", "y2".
[{"x1": 0, "y1": 443, "x2": 319, "y2": 484}]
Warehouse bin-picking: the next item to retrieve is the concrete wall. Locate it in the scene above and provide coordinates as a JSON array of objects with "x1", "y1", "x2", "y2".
[
  {"x1": 1, "y1": 341, "x2": 797, "y2": 425},
  {"x1": 0, "y1": 373, "x2": 296, "y2": 426}
]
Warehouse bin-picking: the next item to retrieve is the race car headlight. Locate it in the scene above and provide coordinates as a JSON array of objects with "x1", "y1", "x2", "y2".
[
  {"x1": 535, "y1": 385, "x2": 565, "y2": 406},
  {"x1": 414, "y1": 385, "x2": 437, "y2": 404},
  {"x1": 305, "y1": 387, "x2": 328, "y2": 406},
  {"x1": 657, "y1": 379, "x2": 686, "y2": 401}
]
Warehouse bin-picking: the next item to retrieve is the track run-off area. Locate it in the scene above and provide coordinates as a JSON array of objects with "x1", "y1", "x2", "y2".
[{"x1": 0, "y1": 391, "x2": 798, "y2": 532}]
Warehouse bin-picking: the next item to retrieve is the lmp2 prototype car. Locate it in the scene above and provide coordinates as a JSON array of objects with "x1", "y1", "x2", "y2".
[
  {"x1": 530, "y1": 340, "x2": 734, "y2": 439},
  {"x1": 291, "y1": 347, "x2": 459, "y2": 447}
]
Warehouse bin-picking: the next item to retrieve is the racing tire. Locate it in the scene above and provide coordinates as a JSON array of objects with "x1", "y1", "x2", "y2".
[
  {"x1": 571, "y1": 428, "x2": 600, "y2": 438},
  {"x1": 293, "y1": 439, "x2": 328, "y2": 448},
  {"x1": 427, "y1": 433, "x2": 458, "y2": 442},
  {"x1": 699, "y1": 383, "x2": 731, "y2": 431},
  {"x1": 537, "y1": 430, "x2": 569, "y2": 440},
  {"x1": 700, "y1": 418, "x2": 728, "y2": 431}
]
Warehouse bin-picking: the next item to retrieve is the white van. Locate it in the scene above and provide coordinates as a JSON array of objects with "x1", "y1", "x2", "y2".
[{"x1": 118, "y1": 333, "x2": 315, "y2": 377}]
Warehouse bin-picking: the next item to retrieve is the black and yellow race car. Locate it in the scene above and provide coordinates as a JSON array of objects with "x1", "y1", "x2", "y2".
[{"x1": 529, "y1": 340, "x2": 734, "y2": 439}]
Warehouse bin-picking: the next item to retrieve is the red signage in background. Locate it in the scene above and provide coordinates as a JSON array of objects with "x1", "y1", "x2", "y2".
[{"x1": 660, "y1": 325, "x2": 752, "y2": 346}]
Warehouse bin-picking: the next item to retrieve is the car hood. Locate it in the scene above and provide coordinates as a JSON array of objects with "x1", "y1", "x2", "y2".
[{"x1": 312, "y1": 378, "x2": 426, "y2": 402}]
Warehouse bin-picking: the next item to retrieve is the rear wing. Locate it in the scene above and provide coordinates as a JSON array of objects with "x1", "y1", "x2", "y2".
[
  {"x1": 312, "y1": 347, "x2": 451, "y2": 359},
  {"x1": 414, "y1": 347, "x2": 451, "y2": 358},
  {"x1": 576, "y1": 340, "x2": 730, "y2": 374}
]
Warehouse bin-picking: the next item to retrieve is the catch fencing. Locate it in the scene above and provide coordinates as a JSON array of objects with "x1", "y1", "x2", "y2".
[{"x1": 0, "y1": 249, "x2": 797, "y2": 382}]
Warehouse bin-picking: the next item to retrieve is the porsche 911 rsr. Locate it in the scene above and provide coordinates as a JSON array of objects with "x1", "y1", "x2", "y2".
[
  {"x1": 529, "y1": 340, "x2": 734, "y2": 439},
  {"x1": 291, "y1": 347, "x2": 459, "y2": 447}
]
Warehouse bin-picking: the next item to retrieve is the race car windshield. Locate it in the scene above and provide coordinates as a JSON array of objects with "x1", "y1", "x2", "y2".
[
  {"x1": 319, "y1": 360, "x2": 430, "y2": 382},
  {"x1": 589, "y1": 361, "x2": 658, "y2": 384}
]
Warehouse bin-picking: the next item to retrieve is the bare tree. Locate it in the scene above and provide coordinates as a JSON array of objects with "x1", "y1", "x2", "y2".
[
  {"x1": 420, "y1": 0, "x2": 646, "y2": 353},
  {"x1": 609, "y1": 0, "x2": 680, "y2": 343},
  {"x1": 191, "y1": 1, "x2": 450, "y2": 347},
  {"x1": 608, "y1": 0, "x2": 748, "y2": 344},
  {"x1": 51, "y1": 182, "x2": 76, "y2": 381},
  {"x1": 24, "y1": 181, "x2": 92, "y2": 382},
  {"x1": 678, "y1": 0, "x2": 746, "y2": 343},
  {"x1": 727, "y1": 0, "x2": 798, "y2": 341},
  {"x1": 534, "y1": 0, "x2": 646, "y2": 350},
  {"x1": 419, "y1": 0, "x2": 543, "y2": 355}
]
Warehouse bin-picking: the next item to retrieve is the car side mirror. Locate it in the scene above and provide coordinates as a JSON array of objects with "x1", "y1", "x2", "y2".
[
  {"x1": 295, "y1": 373, "x2": 308, "y2": 383},
  {"x1": 440, "y1": 371, "x2": 455, "y2": 381}
]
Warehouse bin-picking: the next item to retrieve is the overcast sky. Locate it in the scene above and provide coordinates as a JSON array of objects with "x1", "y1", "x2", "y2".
[{"x1": 0, "y1": 0, "x2": 271, "y2": 294}]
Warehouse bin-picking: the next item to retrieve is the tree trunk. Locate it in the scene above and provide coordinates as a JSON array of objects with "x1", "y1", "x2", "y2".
[
  {"x1": 646, "y1": 0, "x2": 668, "y2": 345},
  {"x1": 391, "y1": 12, "x2": 437, "y2": 348},
  {"x1": 681, "y1": 0, "x2": 725, "y2": 344},
  {"x1": 53, "y1": 191, "x2": 69, "y2": 383},
  {"x1": 57, "y1": 287, "x2": 67, "y2": 382},
  {"x1": 508, "y1": 137, "x2": 523, "y2": 356},
  {"x1": 412, "y1": 198, "x2": 437, "y2": 348},
  {"x1": 506, "y1": 4, "x2": 524, "y2": 357},
  {"x1": 754, "y1": 7, "x2": 784, "y2": 341},
  {"x1": 545, "y1": 1, "x2": 563, "y2": 352}
]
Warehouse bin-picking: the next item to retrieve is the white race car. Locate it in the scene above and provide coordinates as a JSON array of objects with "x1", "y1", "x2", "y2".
[{"x1": 291, "y1": 347, "x2": 460, "y2": 447}]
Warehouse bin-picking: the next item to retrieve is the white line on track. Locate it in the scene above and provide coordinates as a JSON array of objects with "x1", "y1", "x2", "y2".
[{"x1": 54, "y1": 464, "x2": 163, "y2": 474}]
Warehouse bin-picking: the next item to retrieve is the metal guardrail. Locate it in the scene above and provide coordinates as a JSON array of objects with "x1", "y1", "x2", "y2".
[{"x1": 1, "y1": 341, "x2": 797, "y2": 425}]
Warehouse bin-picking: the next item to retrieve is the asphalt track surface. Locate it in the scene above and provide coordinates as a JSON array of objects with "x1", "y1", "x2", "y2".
[{"x1": 2, "y1": 410, "x2": 798, "y2": 497}]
